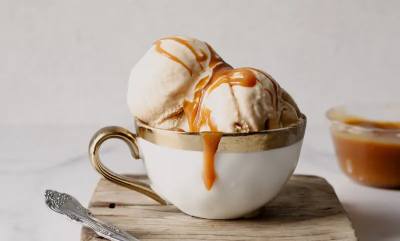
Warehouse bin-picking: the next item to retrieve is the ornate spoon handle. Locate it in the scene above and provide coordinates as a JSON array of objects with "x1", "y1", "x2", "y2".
[{"x1": 44, "y1": 190, "x2": 139, "y2": 241}]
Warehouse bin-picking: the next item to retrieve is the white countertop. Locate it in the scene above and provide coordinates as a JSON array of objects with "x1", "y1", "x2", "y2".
[{"x1": 1, "y1": 124, "x2": 399, "y2": 241}]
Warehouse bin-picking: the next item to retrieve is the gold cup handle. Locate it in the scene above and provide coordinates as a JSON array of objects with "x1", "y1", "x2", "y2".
[{"x1": 89, "y1": 126, "x2": 166, "y2": 205}]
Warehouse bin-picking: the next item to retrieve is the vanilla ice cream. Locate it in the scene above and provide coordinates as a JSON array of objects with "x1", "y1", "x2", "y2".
[{"x1": 127, "y1": 36, "x2": 301, "y2": 133}]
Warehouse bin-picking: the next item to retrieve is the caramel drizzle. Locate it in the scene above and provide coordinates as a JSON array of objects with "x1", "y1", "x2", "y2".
[
  {"x1": 154, "y1": 41, "x2": 193, "y2": 76},
  {"x1": 184, "y1": 66, "x2": 261, "y2": 132},
  {"x1": 153, "y1": 37, "x2": 277, "y2": 190},
  {"x1": 154, "y1": 37, "x2": 208, "y2": 75},
  {"x1": 161, "y1": 37, "x2": 208, "y2": 71},
  {"x1": 264, "y1": 88, "x2": 274, "y2": 104},
  {"x1": 153, "y1": 38, "x2": 277, "y2": 131},
  {"x1": 249, "y1": 68, "x2": 279, "y2": 110},
  {"x1": 206, "y1": 43, "x2": 224, "y2": 69},
  {"x1": 183, "y1": 43, "x2": 263, "y2": 132}
]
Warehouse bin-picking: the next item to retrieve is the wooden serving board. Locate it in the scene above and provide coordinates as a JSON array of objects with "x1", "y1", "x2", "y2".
[{"x1": 81, "y1": 175, "x2": 357, "y2": 241}]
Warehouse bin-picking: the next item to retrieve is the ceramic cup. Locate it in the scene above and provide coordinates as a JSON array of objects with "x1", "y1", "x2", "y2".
[{"x1": 89, "y1": 116, "x2": 306, "y2": 219}]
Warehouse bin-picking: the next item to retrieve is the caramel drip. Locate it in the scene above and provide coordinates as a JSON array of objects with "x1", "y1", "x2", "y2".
[
  {"x1": 154, "y1": 41, "x2": 193, "y2": 76},
  {"x1": 249, "y1": 68, "x2": 279, "y2": 110},
  {"x1": 183, "y1": 43, "x2": 260, "y2": 191},
  {"x1": 201, "y1": 132, "x2": 223, "y2": 190}
]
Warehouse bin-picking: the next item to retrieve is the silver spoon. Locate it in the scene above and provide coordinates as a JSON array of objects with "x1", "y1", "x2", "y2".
[{"x1": 44, "y1": 190, "x2": 139, "y2": 241}]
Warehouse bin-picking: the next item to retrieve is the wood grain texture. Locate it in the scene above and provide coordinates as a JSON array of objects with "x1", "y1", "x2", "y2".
[{"x1": 81, "y1": 175, "x2": 357, "y2": 241}]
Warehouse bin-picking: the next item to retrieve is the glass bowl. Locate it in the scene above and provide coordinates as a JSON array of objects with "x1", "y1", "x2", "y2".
[{"x1": 326, "y1": 103, "x2": 400, "y2": 188}]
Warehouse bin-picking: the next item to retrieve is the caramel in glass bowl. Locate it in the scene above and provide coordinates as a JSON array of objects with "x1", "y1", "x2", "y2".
[{"x1": 326, "y1": 104, "x2": 400, "y2": 188}]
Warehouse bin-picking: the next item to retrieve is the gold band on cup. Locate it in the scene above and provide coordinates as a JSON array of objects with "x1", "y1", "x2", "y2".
[{"x1": 135, "y1": 115, "x2": 307, "y2": 152}]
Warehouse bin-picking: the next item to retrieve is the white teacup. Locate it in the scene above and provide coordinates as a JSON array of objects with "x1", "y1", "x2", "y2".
[{"x1": 89, "y1": 116, "x2": 306, "y2": 219}]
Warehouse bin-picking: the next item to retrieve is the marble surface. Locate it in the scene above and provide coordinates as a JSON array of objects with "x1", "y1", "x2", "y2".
[{"x1": 1, "y1": 124, "x2": 400, "y2": 241}]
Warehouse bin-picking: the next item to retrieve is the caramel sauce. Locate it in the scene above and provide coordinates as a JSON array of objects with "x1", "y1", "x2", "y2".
[
  {"x1": 201, "y1": 132, "x2": 223, "y2": 190},
  {"x1": 203, "y1": 108, "x2": 219, "y2": 131},
  {"x1": 160, "y1": 37, "x2": 208, "y2": 71},
  {"x1": 154, "y1": 40, "x2": 193, "y2": 76},
  {"x1": 153, "y1": 37, "x2": 279, "y2": 190},
  {"x1": 182, "y1": 75, "x2": 214, "y2": 132},
  {"x1": 332, "y1": 118, "x2": 400, "y2": 188},
  {"x1": 264, "y1": 88, "x2": 274, "y2": 104},
  {"x1": 345, "y1": 118, "x2": 400, "y2": 130},
  {"x1": 183, "y1": 65, "x2": 260, "y2": 132},
  {"x1": 249, "y1": 68, "x2": 279, "y2": 110},
  {"x1": 205, "y1": 43, "x2": 224, "y2": 69}
]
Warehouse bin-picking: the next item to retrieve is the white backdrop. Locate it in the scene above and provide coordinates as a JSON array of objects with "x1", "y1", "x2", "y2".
[{"x1": 2, "y1": 0, "x2": 400, "y2": 128}]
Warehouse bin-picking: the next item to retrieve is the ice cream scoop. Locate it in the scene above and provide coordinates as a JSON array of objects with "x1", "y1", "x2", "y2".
[
  {"x1": 127, "y1": 36, "x2": 300, "y2": 133},
  {"x1": 127, "y1": 36, "x2": 302, "y2": 191}
]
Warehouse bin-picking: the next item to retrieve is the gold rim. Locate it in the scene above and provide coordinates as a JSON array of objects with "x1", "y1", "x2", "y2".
[{"x1": 134, "y1": 115, "x2": 307, "y2": 152}]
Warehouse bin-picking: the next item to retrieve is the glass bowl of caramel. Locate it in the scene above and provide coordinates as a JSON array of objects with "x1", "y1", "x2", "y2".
[{"x1": 326, "y1": 103, "x2": 400, "y2": 188}]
